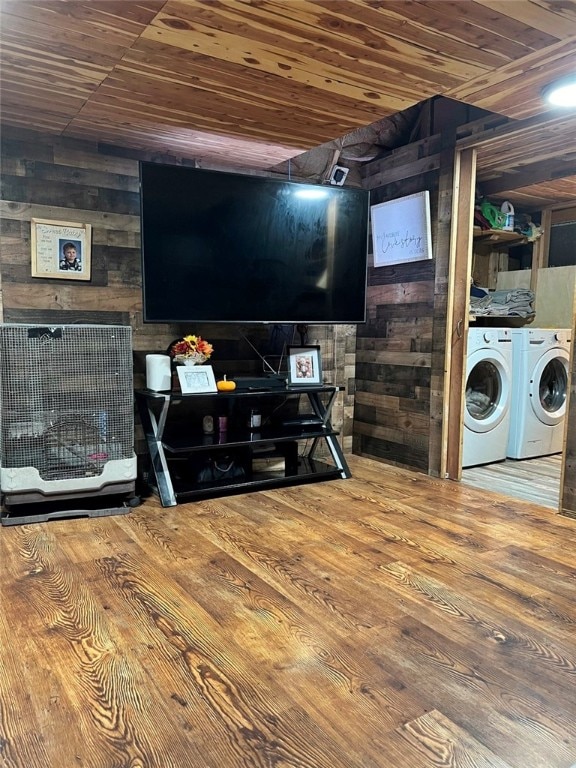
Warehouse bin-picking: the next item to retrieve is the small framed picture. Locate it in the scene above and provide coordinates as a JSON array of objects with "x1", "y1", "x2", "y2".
[
  {"x1": 176, "y1": 365, "x2": 218, "y2": 394},
  {"x1": 287, "y1": 345, "x2": 322, "y2": 386},
  {"x1": 31, "y1": 218, "x2": 92, "y2": 281}
]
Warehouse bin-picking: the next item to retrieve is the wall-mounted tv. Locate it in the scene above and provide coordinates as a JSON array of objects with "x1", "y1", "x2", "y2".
[{"x1": 140, "y1": 162, "x2": 369, "y2": 324}]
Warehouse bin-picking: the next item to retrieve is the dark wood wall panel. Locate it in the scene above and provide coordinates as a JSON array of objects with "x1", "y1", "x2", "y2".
[
  {"x1": 368, "y1": 260, "x2": 436, "y2": 286},
  {"x1": 356, "y1": 116, "x2": 458, "y2": 479},
  {"x1": 353, "y1": 433, "x2": 428, "y2": 472},
  {"x1": 356, "y1": 147, "x2": 442, "y2": 474},
  {"x1": 3, "y1": 308, "x2": 130, "y2": 326}
]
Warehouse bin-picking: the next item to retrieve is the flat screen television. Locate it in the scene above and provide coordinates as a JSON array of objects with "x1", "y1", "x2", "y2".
[{"x1": 140, "y1": 162, "x2": 369, "y2": 324}]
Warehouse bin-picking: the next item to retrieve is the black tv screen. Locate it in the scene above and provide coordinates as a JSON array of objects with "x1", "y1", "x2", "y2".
[{"x1": 140, "y1": 162, "x2": 369, "y2": 324}]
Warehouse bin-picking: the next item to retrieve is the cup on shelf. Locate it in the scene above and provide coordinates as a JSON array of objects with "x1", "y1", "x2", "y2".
[{"x1": 249, "y1": 409, "x2": 261, "y2": 429}]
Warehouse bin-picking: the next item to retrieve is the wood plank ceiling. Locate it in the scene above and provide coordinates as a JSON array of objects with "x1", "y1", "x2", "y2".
[{"x1": 1, "y1": 1, "x2": 576, "y2": 206}]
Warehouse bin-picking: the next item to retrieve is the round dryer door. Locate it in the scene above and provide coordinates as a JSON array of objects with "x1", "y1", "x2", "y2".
[
  {"x1": 464, "y1": 349, "x2": 511, "y2": 433},
  {"x1": 530, "y1": 348, "x2": 569, "y2": 426}
]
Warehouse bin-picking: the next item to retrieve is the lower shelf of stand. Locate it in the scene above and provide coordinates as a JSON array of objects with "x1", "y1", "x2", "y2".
[
  {"x1": 158, "y1": 457, "x2": 342, "y2": 503},
  {"x1": 162, "y1": 425, "x2": 335, "y2": 453}
]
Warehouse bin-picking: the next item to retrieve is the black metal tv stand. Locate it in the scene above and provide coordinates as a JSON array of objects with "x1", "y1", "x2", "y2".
[{"x1": 135, "y1": 385, "x2": 351, "y2": 507}]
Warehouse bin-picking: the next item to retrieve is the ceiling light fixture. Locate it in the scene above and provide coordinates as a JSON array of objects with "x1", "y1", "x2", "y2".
[{"x1": 542, "y1": 74, "x2": 576, "y2": 107}]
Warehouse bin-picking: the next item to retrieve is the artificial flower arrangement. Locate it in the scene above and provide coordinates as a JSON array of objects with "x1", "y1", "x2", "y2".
[{"x1": 170, "y1": 334, "x2": 214, "y2": 365}]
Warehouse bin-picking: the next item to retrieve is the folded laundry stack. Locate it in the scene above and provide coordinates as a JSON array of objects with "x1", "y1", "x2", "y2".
[{"x1": 470, "y1": 288, "x2": 535, "y2": 318}]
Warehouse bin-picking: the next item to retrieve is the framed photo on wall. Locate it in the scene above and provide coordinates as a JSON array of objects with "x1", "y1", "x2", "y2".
[
  {"x1": 31, "y1": 218, "x2": 92, "y2": 280},
  {"x1": 287, "y1": 345, "x2": 322, "y2": 386},
  {"x1": 176, "y1": 365, "x2": 218, "y2": 394}
]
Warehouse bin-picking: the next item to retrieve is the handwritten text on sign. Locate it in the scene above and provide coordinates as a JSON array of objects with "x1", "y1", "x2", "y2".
[{"x1": 371, "y1": 191, "x2": 432, "y2": 267}]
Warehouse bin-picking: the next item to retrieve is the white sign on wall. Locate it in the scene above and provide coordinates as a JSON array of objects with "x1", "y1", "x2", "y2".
[{"x1": 370, "y1": 191, "x2": 433, "y2": 267}]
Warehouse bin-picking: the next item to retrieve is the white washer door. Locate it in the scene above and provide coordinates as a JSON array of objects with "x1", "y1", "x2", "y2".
[
  {"x1": 529, "y1": 348, "x2": 569, "y2": 426},
  {"x1": 464, "y1": 348, "x2": 511, "y2": 433}
]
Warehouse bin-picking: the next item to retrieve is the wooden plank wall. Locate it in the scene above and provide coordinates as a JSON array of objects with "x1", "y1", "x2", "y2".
[
  {"x1": 3, "y1": 126, "x2": 573, "y2": 509},
  {"x1": 0, "y1": 127, "x2": 351, "y2": 453},
  {"x1": 356, "y1": 135, "x2": 448, "y2": 474}
]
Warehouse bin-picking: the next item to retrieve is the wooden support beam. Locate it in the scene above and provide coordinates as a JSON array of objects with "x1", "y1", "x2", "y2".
[
  {"x1": 560, "y1": 284, "x2": 576, "y2": 518},
  {"x1": 443, "y1": 147, "x2": 476, "y2": 480},
  {"x1": 480, "y1": 158, "x2": 576, "y2": 197},
  {"x1": 456, "y1": 113, "x2": 574, "y2": 152},
  {"x1": 530, "y1": 209, "x2": 551, "y2": 294}
]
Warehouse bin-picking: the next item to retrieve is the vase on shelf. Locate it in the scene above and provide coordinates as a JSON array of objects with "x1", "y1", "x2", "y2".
[{"x1": 174, "y1": 352, "x2": 208, "y2": 366}]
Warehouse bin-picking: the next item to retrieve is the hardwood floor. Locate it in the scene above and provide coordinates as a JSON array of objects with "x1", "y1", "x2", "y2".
[
  {"x1": 461, "y1": 454, "x2": 562, "y2": 510},
  {"x1": 1, "y1": 455, "x2": 575, "y2": 768}
]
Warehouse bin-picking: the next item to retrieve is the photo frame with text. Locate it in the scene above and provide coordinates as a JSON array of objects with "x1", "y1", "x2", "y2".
[
  {"x1": 31, "y1": 218, "x2": 92, "y2": 281},
  {"x1": 176, "y1": 365, "x2": 218, "y2": 394},
  {"x1": 287, "y1": 345, "x2": 322, "y2": 386}
]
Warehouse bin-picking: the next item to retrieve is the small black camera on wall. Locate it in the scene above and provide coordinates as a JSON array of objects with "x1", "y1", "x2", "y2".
[{"x1": 329, "y1": 164, "x2": 349, "y2": 186}]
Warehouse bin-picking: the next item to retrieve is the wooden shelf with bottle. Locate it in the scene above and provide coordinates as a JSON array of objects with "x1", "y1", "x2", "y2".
[{"x1": 473, "y1": 226, "x2": 527, "y2": 246}]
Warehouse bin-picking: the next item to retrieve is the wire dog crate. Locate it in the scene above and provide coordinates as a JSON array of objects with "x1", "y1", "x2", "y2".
[{"x1": 0, "y1": 324, "x2": 138, "y2": 524}]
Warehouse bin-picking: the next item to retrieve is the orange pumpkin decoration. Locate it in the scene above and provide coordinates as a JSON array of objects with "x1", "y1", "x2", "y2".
[{"x1": 217, "y1": 375, "x2": 236, "y2": 392}]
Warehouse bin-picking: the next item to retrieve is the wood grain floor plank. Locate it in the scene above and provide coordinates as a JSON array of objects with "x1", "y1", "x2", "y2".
[
  {"x1": 260, "y1": 483, "x2": 505, "y2": 569},
  {"x1": 372, "y1": 553, "x2": 576, "y2": 718},
  {"x1": 169, "y1": 548, "x2": 430, "y2": 766},
  {"x1": 366, "y1": 615, "x2": 576, "y2": 767},
  {"x1": 398, "y1": 709, "x2": 514, "y2": 768},
  {"x1": 1, "y1": 455, "x2": 575, "y2": 767},
  {"x1": 97, "y1": 551, "x2": 358, "y2": 768},
  {"x1": 58, "y1": 504, "x2": 420, "y2": 767},
  {"x1": 387, "y1": 540, "x2": 576, "y2": 643},
  {"x1": 2, "y1": 526, "x2": 207, "y2": 768},
  {"x1": 0, "y1": 613, "x2": 54, "y2": 767},
  {"x1": 379, "y1": 556, "x2": 576, "y2": 678},
  {"x1": 462, "y1": 455, "x2": 562, "y2": 510},
  {"x1": 479, "y1": 544, "x2": 576, "y2": 602}
]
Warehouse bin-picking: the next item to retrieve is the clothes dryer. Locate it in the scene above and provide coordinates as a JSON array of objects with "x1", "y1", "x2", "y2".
[
  {"x1": 463, "y1": 328, "x2": 513, "y2": 468},
  {"x1": 507, "y1": 328, "x2": 571, "y2": 459}
]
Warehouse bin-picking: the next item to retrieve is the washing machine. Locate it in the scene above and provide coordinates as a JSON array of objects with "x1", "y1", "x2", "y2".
[
  {"x1": 462, "y1": 328, "x2": 513, "y2": 468},
  {"x1": 507, "y1": 328, "x2": 571, "y2": 459}
]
